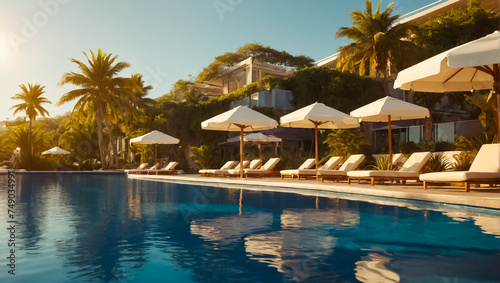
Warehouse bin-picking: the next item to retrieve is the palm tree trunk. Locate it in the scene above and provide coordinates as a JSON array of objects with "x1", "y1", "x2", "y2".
[
  {"x1": 109, "y1": 129, "x2": 119, "y2": 169},
  {"x1": 29, "y1": 118, "x2": 32, "y2": 170},
  {"x1": 96, "y1": 111, "x2": 107, "y2": 170}
]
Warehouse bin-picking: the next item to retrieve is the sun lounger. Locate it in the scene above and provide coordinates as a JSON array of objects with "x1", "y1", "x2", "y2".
[
  {"x1": 318, "y1": 154, "x2": 365, "y2": 182},
  {"x1": 281, "y1": 156, "x2": 343, "y2": 180},
  {"x1": 139, "y1": 163, "x2": 160, "y2": 174},
  {"x1": 280, "y1": 158, "x2": 316, "y2": 179},
  {"x1": 347, "y1": 152, "x2": 432, "y2": 186},
  {"x1": 126, "y1": 162, "x2": 149, "y2": 174},
  {"x1": 372, "y1": 153, "x2": 406, "y2": 168},
  {"x1": 199, "y1": 161, "x2": 238, "y2": 176},
  {"x1": 212, "y1": 160, "x2": 250, "y2": 177},
  {"x1": 228, "y1": 157, "x2": 281, "y2": 177},
  {"x1": 420, "y1": 144, "x2": 500, "y2": 192},
  {"x1": 392, "y1": 153, "x2": 406, "y2": 169},
  {"x1": 129, "y1": 163, "x2": 158, "y2": 174},
  {"x1": 155, "y1": 161, "x2": 179, "y2": 175},
  {"x1": 248, "y1": 159, "x2": 262, "y2": 169}
]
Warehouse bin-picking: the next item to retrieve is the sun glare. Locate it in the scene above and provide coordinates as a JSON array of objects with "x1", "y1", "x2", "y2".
[
  {"x1": 0, "y1": 36, "x2": 7, "y2": 57},
  {"x1": 0, "y1": 35, "x2": 11, "y2": 59}
]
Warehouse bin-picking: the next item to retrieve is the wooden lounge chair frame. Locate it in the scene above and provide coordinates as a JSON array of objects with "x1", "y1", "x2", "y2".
[
  {"x1": 319, "y1": 154, "x2": 366, "y2": 182},
  {"x1": 347, "y1": 152, "x2": 431, "y2": 186},
  {"x1": 155, "y1": 161, "x2": 179, "y2": 175},
  {"x1": 199, "y1": 161, "x2": 238, "y2": 177},
  {"x1": 229, "y1": 158, "x2": 280, "y2": 178},
  {"x1": 284, "y1": 156, "x2": 344, "y2": 180},
  {"x1": 420, "y1": 144, "x2": 500, "y2": 192},
  {"x1": 280, "y1": 158, "x2": 316, "y2": 179}
]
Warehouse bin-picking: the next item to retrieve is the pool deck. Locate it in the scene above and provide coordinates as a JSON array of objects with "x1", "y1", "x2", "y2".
[{"x1": 128, "y1": 173, "x2": 500, "y2": 210}]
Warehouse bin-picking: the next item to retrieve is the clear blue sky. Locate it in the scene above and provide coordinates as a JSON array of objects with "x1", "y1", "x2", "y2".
[{"x1": 0, "y1": 0, "x2": 437, "y2": 122}]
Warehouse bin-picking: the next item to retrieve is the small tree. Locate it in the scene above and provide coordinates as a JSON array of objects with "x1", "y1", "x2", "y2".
[
  {"x1": 189, "y1": 144, "x2": 215, "y2": 169},
  {"x1": 324, "y1": 129, "x2": 371, "y2": 160}
]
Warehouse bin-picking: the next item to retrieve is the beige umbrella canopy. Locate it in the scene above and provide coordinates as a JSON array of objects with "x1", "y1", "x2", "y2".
[
  {"x1": 42, "y1": 146, "x2": 70, "y2": 155},
  {"x1": 280, "y1": 102, "x2": 359, "y2": 180},
  {"x1": 350, "y1": 96, "x2": 430, "y2": 169},
  {"x1": 130, "y1": 130, "x2": 180, "y2": 166},
  {"x1": 394, "y1": 30, "x2": 500, "y2": 136},
  {"x1": 201, "y1": 106, "x2": 278, "y2": 178}
]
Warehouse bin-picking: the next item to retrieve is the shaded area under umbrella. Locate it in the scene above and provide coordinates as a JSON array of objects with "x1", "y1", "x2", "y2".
[
  {"x1": 224, "y1": 132, "x2": 282, "y2": 165},
  {"x1": 280, "y1": 102, "x2": 359, "y2": 181},
  {"x1": 350, "y1": 96, "x2": 429, "y2": 169},
  {"x1": 201, "y1": 106, "x2": 278, "y2": 178},
  {"x1": 130, "y1": 130, "x2": 180, "y2": 167}
]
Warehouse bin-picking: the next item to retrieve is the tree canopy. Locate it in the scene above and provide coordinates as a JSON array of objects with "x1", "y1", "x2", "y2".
[
  {"x1": 335, "y1": 0, "x2": 418, "y2": 95},
  {"x1": 279, "y1": 67, "x2": 385, "y2": 113},
  {"x1": 196, "y1": 43, "x2": 314, "y2": 82},
  {"x1": 411, "y1": 0, "x2": 499, "y2": 60}
]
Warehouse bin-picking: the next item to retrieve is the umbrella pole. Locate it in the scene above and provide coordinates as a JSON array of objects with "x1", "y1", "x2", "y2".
[
  {"x1": 258, "y1": 142, "x2": 262, "y2": 167},
  {"x1": 315, "y1": 122, "x2": 319, "y2": 181},
  {"x1": 388, "y1": 115, "x2": 393, "y2": 170},
  {"x1": 155, "y1": 144, "x2": 158, "y2": 172},
  {"x1": 494, "y1": 64, "x2": 500, "y2": 139},
  {"x1": 240, "y1": 127, "x2": 244, "y2": 179}
]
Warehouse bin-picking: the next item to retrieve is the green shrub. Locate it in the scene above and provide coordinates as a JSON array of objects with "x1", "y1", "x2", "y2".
[
  {"x1": 368, "y1": 156, "x2": 391, "y2": 171},
  {"x1": 324, "y1": 129, "x2": 371, "y2": 160},
  {"x1": 453, "y1": 152, "x2": 473, "y2": 171},
  {"x1": 189, "y1": 144, "x2": 215, "y2": 169},
  {"x1": 423, "y1": 152, "x2": 452, "y2": 173}
]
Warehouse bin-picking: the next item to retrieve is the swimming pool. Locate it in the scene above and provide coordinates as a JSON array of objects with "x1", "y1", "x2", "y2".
[{"x1": 0, "y1": 173, "x2": 499, "y2": 282}]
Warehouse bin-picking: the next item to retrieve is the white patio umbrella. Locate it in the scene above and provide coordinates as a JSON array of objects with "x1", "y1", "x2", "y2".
[
  {"x1": 394, "y1": 30, "x2": 500, "y2": 136},
  {"x1": 201, "y1": 106, "x2": 278, "y2": 178},
  {"x1": 280, "y1": 102, "x2": 359, "y2": 180},
  {"x1": 42, "y1": 146, "x2": 70, "y2": 155},
  {"x1": 130, "y1": 130, "x2": 180, "y2": 167},
  {"x1": 350, "y1": 96, "x2": 430, "y2": 169}
]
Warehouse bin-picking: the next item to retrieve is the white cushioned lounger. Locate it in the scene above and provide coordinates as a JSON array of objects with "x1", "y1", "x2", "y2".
[
  {"x1": 420, "y1": 144, "x2": 500, "y2": 191},
  {"x1": 284, "y1": 156, "x2": 343, "y2": 180},
  {"x1": 318, "y1": 154, "x2": 365, "y2": 182},
  {"x1": 347, "y1": 152, "x2": 431, "y2": 186},
  {"x1": 280, "y1": 158, "x2": 316, "y2": 179},
  {"x1": 199, "y1": 161, "x2": 238, "y2": 176}
]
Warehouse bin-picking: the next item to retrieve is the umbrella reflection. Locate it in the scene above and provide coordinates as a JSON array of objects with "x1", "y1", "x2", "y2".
[
  {"x1": 190, "y1": 213, "x2": 273, "y2": 246},
  {"x1": 355, "y1": 252, "x2": 400, "y2": 283}
]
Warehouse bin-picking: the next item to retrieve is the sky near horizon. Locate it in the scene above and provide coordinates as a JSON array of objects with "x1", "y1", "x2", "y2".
[{"x1": 0, "y1": 0, "x2": 437, "y2": 122}]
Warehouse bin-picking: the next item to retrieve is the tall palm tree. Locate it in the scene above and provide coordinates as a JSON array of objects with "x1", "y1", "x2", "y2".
[
  {"x1": 57, "y1": 49, "x2": 136, "y2": 169},
  {"x1": 10, "y1": 83, "x2": 51, "y2": 169},
  {"x1": 335, "y1": 0, "x2": 417, "y2": 96}
]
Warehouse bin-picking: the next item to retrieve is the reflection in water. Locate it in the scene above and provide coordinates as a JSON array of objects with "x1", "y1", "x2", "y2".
[
  {"x1": 440, "y1": 210, "x2": 500, "y2": 237},
  {"x1": 191, "y1": 213, "x2": 273, "y2": 246},
  {"x1": 355, "y1": 252, "x2": 400, "y2": 283},
  {"x1": 243, "y1": 209, "x2": 359, "y2": 281},
  {"x1": 0, "y1": 174, "x2": 499, "y2": 283}
]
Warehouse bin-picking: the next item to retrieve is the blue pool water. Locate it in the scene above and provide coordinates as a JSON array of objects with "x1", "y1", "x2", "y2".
[{"x1": 0, "y1": 173, "x2": 499, "y2": 283}]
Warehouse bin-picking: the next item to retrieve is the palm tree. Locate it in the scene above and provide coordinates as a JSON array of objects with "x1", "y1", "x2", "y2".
[
  {"x1": 57, "y1": 49, "x2": 136, "y2": 169},
  {"x1": 335, "y1": 0, "x2": 417, "y2": 96},
  {"x1": 10, "y1": 83, "x2": 51, "y2": 169},
  {"x1": 129, "y1": 74, "x2": 155, "y2": 110}
]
